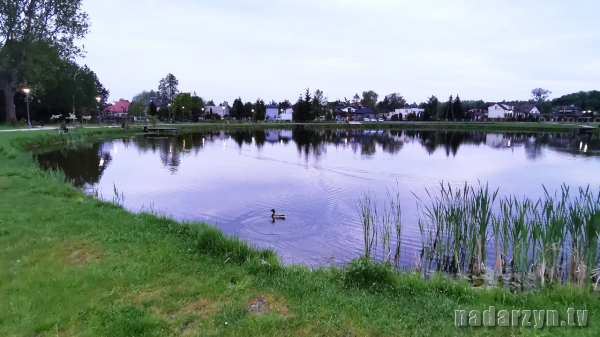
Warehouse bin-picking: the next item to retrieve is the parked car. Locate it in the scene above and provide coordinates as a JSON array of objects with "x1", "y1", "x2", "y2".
[
  {"x1": 363, "y1": 118, "x2": 370, "y2": 122},
  {"x1": 377, "y1": 118, "x2": 384, "y2": 122}
]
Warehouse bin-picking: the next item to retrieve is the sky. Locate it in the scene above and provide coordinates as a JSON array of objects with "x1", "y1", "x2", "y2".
[{"x1": 80, "y1": 0, "x2": 600, "y2": 105}]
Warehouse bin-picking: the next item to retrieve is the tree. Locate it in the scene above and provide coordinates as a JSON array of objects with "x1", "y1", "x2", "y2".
[
  {"x1": 445, "y1": 95, "x2": 454, "y2": 120},
  {"x1": 423, "y1": 95, "x2": 439, "y2": 121},
  {"x1": 230, "y1": 98, "x2": 244, "y2": 119},
  {"x1": 352, "y1": 94, "x2": 360, "y2": 105},
  {"x1": 191, "y1": 95, "x2": 204, "y2": 121},
  {"x1": 278, "y1": 99, "x2": 291, "y2": 110},
  {"x1": 171, "y1": 92, "x2": 192, "y2": 122},
  {"x1": 312, "y1": 89, "x2": 327, "y2": 120},
  {"x1": 293, "y1": 88, "x2": 313, "y2": 122},
  {"x1": 253, "y1": 99, "x2": 266, "y2": 121},
  {"x1": 531, "y1": 88, "x2": 552, "y2": 102},
  {"x1": 360, "y1": 90, "x2": 378, "y2": 111},
  {"x1": 158, "y1": 74, "x2": 179, "y2": 102},
  {"x1": 381, "y1": 93, "x2": 406, "y2": 112},
  {"x1": 1, "y1": 0, "x2": 90, "y2": 123},
  {"x1": 206, "y1": 99, "x2": 215, "y2": 106},
  {"x1": 148, "y1": 101, "x2": 158, "y2": 116},
  {"x1": 453, "y1": 94, "x2": 465, "y2": 120},
  {"x1": 243, "y1": 102, "x2": 254, "y2": 119}
]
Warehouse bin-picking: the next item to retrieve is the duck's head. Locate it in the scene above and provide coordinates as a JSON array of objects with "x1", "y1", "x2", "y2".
[{"x1": 270, "y1": 209, "x2": 275, "y2": 214}]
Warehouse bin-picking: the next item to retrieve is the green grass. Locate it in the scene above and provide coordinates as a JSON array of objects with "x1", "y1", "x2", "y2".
[{"x1": 1, "y1": 126, "x2": 600, "y2": 336}]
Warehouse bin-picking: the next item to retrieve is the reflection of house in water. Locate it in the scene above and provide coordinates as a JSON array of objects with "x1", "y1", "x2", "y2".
[{"x1": 486, "y1": 134, "x2": 506, "y2": 148}]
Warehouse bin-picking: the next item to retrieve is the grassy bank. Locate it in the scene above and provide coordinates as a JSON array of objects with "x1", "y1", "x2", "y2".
[{"x1": 1, "y1": 126, "x2": 600, "y2": 336}]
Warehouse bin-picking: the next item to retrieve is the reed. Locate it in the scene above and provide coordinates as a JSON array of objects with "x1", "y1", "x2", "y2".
[
  {"x1": 363, "y1": 181, "x2": 600, "y2": 291},
  {"x1": 356, "y1": 185, "x2": 403, "y2": 265}
]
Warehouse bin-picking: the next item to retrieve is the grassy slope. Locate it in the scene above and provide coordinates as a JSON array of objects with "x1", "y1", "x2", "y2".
[{"x1": 1, "y1": 126, "x2": 599, "y2": 337}]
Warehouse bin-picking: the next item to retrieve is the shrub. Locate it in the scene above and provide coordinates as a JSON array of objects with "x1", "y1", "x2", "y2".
[{"x1": 344, "y1": 256, "x2": 394, "y2": 290}]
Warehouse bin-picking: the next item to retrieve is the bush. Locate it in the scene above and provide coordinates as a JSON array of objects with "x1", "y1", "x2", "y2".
[
  {"x1": 344, "y1": 256, "x2": 394, "y2": 290},
  {"x1": 390, "y1": 114, "x2": 401, "y2": 121}
]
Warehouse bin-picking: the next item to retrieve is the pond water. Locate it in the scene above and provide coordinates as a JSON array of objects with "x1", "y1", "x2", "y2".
[{"x1": 36, "y1": 128, "x2": 600, "y2": 267}]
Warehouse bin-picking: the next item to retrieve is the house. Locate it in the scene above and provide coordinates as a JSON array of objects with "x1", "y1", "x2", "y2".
[
  {"x1": 334, "y1": 105, "x2": 358, "y2": 113},
  {"x1": 392, "y1": 108, "x2": 424, "y2": 119},
  {"x1": 265, "y1": 105, "x2": 280, "y2": 120},
  {"x1": 277, "y1": 108, "x2": 293, "y2": 121},
  {"x1": 553, "y1": 105, "x2": 581, "y2": 118},
  {"x1": 144, "y1": 97, "x2": 169, "y2": 108},
  {"x1": 519, "y1": 104, "x2": 541, "y2": 116},
  {"x1": 488, "y1": 103, "x2": 516, "y2": 118},
  {"x1": 354, "y1": 107, "x2": 376, "y2": 120},
  {"x1": 107, "y1": 101, "x2": 131, "y2": 117},
  {"x1": 469, "y1": 109, "x2": 488, "y2": 120},
  {"x1": 205, "y1": 105, "x2": 230, "y2": 118}
]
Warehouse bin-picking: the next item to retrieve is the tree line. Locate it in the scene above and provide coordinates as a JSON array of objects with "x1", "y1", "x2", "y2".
[{"x1": 0, "y1": 1, "x2": 108, "y2": 125}]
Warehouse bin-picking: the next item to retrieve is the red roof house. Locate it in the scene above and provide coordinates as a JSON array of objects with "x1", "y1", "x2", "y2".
[{"x1": 107, "y1": 101, "x2": 131, "y2": 116}]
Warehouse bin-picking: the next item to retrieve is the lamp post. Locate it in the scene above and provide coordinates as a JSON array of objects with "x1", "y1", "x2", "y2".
[
  {"x1": 168, "y1": 103, "x2": 171, "y2": 124},
  {"x1": 182, "y1": 106, "x2": 185, "y2": 123},
  {"x1": 22, "y1": 88, "x2": 31, "y2": 128},
  {"x1": 96, "y1": 96, "x2": 102, "y2": 126}
]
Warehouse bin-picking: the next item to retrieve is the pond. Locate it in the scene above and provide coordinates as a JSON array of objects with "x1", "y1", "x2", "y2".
[{"x1": 36, "y1": 128, "x2": 600, "y2": 268}]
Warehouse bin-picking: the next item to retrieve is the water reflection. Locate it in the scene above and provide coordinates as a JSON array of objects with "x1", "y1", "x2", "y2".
[
  {"x1": 37, "y1": 143, "x2": 112, "y2": 187},
  {"x1": 36, "y1": 129, "x2": 600, "y2": 188}
]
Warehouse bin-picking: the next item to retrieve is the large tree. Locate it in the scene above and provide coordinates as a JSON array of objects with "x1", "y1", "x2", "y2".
[
  {"x1": 171, "y1": 92, "x2": 192, "y2": 122},
  {"x1": 452, "y1": 94, "x2": 465, "y2": 120},
  {"x1": 312, "y1": 89, "x2": 327, "y2": 120},
  {"x1": 293, "y1": 88, "x2": 313, "y2": 122},
  {"x1": 381, "y1": 93, "x2": 406, "y2": 112},
  {"x1": 253, "y1": 99, "x2": 266, "y2": 121},
  {"x1": 360, "y1": 90, "x2": 378, "y2": 112},
  {"x1": 158, "y1": 73, "x2": 179, "y2": 102},
  {"x1": 1, "y1": 0, "x2": 90, "y2": 122},
  {"x1": 422, "y1": 95, "x2": 439, "y2": 121},
  {"x1": 230, "y1": 97, "x2": 244, "y2": 119},
  {"x1": 531, "y1": 88, "x2": 552, "y2": 102}
]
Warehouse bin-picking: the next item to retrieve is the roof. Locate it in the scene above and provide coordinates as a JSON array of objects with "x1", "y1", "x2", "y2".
[
  {"x1": 520, "y1": 104, "x2": 538, "y2": 113},
  {"x1": 107, "y1": 101, "x2": 130, "y2": 112},
  {"x1": 144, "y1": 97, "x2": 169, "y2": 107},
  {"x1": 265, "y1": 105, "x2": 279, "y2": 109},
  {"x1": 354, "y1": 107, "x2": 375, "y2": 114}
]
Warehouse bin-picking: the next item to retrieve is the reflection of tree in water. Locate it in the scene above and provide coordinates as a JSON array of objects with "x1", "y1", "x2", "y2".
[
  {"x1": 230, "y1": 130, "x2": 253, "y2": 147},
  {"x1": 404, "y1": 130, "x2": 486, "y2": 156},
  {"x1": 292, "y1": 127, "x2": 327, "y2": 159},
  {"x1": 37, "y1": 130, "x2": 600, "y2": 184},
  {"x1": 36, "y1": 143, "x2": 112, "y2": 188},
  {"x1": 532, "y1": 133, "x2": 600, "y2": 158}
]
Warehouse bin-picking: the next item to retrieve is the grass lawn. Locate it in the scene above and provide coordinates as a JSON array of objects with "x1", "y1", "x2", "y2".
[{"x1": 1, "y1": 126, "x2": 599, "y2": 336}]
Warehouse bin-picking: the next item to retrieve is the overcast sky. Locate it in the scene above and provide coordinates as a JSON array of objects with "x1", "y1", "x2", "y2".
[{"x1": 81, "y1": 0, "x2": 599, "y2": 104}]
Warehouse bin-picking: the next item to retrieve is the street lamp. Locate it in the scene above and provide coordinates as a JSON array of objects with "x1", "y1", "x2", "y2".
[
  {"x1": 182, "y1": 106, "x2": 185, "y2": 123},
  {"x1": 96, "y1": 96, "x2": 102, "y2": 126},
  {"x1": 22, "y1": 88, "x2": 31, "y2": 128},
  {"x1": 168, "y1": 103, "x2": 171, "y2": 124}
]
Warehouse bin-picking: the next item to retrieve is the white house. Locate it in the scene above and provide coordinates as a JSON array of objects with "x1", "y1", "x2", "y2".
[
  {"x1": 391, "y1": 108, "x2": 424, "y2": 118},
  {"x1": 519, "y1": 104, "x2": 541, "y2": 116},
  {"x1": 265, "y1": 105, "x2": 279, "y2": 120},
  {"x1": 488, "y1": 103, "x2": 540, "y2": 119},
  {"x1": 278, "y1": 108, "x2": 293, "y2": 121},
  {"x1": 488, "y1": 103, "x2": 515, "y2": 118},
  {"x1": 205, "y1": 105, "x2": 229, "y2": 118}
]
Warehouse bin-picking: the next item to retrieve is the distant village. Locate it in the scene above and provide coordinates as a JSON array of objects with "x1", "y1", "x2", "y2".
[{"x1": 103, "y1": 98, "x2": 597, "y2": 123}]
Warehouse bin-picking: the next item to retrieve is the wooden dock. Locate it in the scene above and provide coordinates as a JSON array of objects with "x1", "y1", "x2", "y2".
[
  {"x1": 146, "y1": 128, "x2": 179, "y2": 135},
  {"x1": 574, "y1": 125, "x2": 597, "y2": 134}
]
